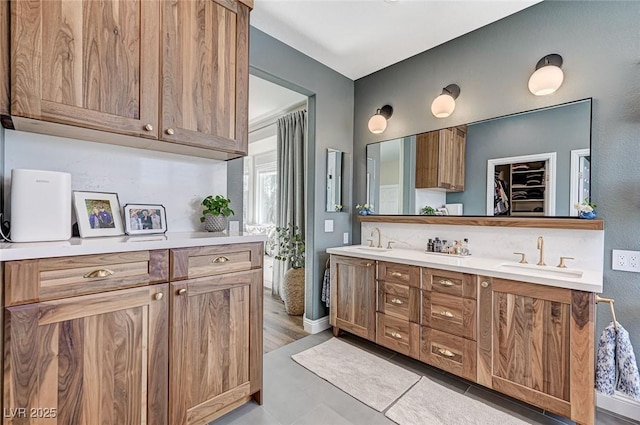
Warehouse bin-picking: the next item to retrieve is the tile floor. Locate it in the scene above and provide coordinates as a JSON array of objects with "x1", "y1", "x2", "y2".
[{"x1": 214, "y1": 331, "x2": 640, "y2": 425}]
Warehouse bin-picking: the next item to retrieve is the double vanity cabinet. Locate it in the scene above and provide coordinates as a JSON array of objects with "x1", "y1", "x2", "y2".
[
  {"x1": 329, "y1": 249, "x2": 596, "y2": 425},
  {"x1": 0, "y1": 238, "x2": 263, "y2": 425}
]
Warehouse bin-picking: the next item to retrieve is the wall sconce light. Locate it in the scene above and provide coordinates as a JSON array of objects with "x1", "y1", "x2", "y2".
[
  {"x1": 528, "y1": 54, "x2": 564, "y2": 96},
  {"x1": 368, "y1": 105, "x2": 393, "y2": 134},
  {"x1": 431, "y1": 84, "x2": 460, "y2": 118}
]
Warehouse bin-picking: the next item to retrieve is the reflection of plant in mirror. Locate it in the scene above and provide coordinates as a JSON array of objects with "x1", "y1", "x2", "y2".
[
  {"x1": 334, "y1": 205, "x2": 343, "y2": 212},
  {"x1": 574, "y1": 198, "x2": 596, "y2": 213},
  {"x1": 420, "y1": 206, "x2": 436, "y2": 215}
]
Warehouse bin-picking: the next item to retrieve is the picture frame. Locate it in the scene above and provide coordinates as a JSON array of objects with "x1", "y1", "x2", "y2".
[
  {"x1": 123, "y1": 204, "x2": 168, "y2": 235},
  {"x1": 73, "y1": 191, "x2": 125, "y2": 238}
]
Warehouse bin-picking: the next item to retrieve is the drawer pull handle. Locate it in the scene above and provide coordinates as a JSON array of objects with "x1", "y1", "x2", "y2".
[
  {"x1": 438, "y1": 279, "x2": 454, "y2": 287},
  {"x1": 177, "y1": 288, "x2": 187, "y2": 295},
  {"x1": 154, "y1": 293, "x2": 164, "y2": 301},
  {"x1": 437, "y1": 348, "x2": 455, "y2": 358},
  {"x1": 213, "y1": 256, "x2": 230, "y2": 263},
  {"x1": 481, "y1": 281, "x2": 489, "y2": 288},
  {"x1": 390, "y1": 298, "x2": 403, "y2": 305},
  {"x1": 439, "y1": 310, "x2": 454, "y2": 318},
  {"x1": 391, "y1": 271, "x2": 403, "y2": 277},
  {"x1": 83, "y1": 269, "x2": 115, "y2": 279},
  {"x1": 365, "y1": 263, "x2": 372, "y2": 267},
  {"x1": 390, "y1": 331, "x2": 402, "y2": 340}
]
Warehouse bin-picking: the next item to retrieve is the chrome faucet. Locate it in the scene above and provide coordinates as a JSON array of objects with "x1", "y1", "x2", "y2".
[
  {"x1": 537, "y1": 236, "x2": 545, "y2": 266},
  {"x1": 371, "y1": 227, "x2": 382, "y2": 248}
]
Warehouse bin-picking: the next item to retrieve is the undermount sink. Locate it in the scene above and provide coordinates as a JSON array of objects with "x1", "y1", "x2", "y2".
[
  {"x1": 356, "y1": 246, "x2": 391, "y2": 252},
  {"x1": 497, "y1": 262, "x2": 583, "y2": 278}
]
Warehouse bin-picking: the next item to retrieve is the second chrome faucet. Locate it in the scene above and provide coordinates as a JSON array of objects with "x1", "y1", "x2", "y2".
[{"x1": 371, "y1": 227, "x2": 382, "y2": 248}]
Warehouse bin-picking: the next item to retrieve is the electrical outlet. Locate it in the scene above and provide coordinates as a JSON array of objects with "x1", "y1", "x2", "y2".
[
  {"x1": 612, "y1": 249, "x2": 640, "y2": 272},
  {"x1": 343, "y1": 232, "x2": 349, "y2": 244}
]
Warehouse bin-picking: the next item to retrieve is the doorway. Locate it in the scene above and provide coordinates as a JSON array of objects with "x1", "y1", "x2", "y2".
[{"x1": 245, "y1": 74, "x2": 309, "y2": 353}]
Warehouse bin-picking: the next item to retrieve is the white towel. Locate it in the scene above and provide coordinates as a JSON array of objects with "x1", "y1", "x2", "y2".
[{"x1": 595, "y1": 322, "x2": 640, "y2": 401}]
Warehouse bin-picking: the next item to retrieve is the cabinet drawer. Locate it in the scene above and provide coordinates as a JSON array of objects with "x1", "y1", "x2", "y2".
[
  {"x1": 421, "y1": 327, "x2": 476, "y2": 382},
  {"x1": 422, "y1": 291, "x2": 476, "y2": 340},
  {"x1": 423, "y1": 268, "x2": 475, "y2": 299},
  {"x1": 377, "y1": 281, "x2": 420, "y2": 322},
  {"x1": 378, "y1": 262, "x2": 419, "y2": 287},
  {"x1": 171, "y1": 243, "x2": 263, "y2": 280},
  {"x1": 4, "y1": 250, "x2": 169, "y2": 306},
  {"x1": 375, "y1": 313, "x2": 420, "y2": 359}
]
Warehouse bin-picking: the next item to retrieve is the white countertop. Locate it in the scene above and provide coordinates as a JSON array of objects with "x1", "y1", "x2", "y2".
[
  {"x1": 327, "y1": 245, "x2": 603, "y2": 293},
  {"x1": 0, "y1": 232, "x2": 267, "y2": 261}
]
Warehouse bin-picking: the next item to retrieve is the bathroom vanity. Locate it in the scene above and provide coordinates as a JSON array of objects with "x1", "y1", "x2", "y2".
[
  {"x1": 0, "y1": 233, "x2": 265, "y2": 425},
  {"x1": 328, "y1": 218, "x2": 603, "y2": 425}
]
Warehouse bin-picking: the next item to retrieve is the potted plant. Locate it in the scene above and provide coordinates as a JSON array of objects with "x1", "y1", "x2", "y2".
[
  {"x1": 356, "y1": 203, "x2": 374, "y2": 216},
  {"x1": 274, "y1": 224, "x2": 305, "y2": 315},
  {"x1": 574, "y1": 198, "x2": 597, "y2": 219},
  {"x1": 420, "y1": 205, "x2": 436, "y2": 215},
  {"x1": 200, "y1": 195, "x2": 234, "y2": 232}
]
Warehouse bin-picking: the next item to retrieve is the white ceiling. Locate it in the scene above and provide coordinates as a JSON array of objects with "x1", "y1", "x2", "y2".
[
  {"x1": 249, "y1": 74, "x2": 306, "y2": 125},
  {"x1": 251, "y1": 0, "x2": 541, "y2": 80}
]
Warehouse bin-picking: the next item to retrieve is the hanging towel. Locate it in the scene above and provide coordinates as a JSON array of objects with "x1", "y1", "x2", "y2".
[
  {"x1": 595, "y1": 322, "x2": 640, "y2": 401},
  {"x1": 616, "y1": 324, "x2": 640, "y2": 401},
  {"x1": 596, "y1": 322, "x2": 617, "y2": 396},
  {"x1": 321, "y1": 264, "x2": 331, "y2": 308}
]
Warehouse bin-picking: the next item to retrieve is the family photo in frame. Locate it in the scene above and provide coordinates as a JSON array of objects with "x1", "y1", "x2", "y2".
[
  {"x1": 124, "y1": 204, "x2": 167, "y2": 235},
  {"x1": 73, "y1": 191, "x2": 124, "y2": 238}
]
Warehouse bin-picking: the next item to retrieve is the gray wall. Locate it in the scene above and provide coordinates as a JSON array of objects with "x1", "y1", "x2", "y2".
[
  {"x1": 248, "y1": 27, "x2": 354, "y2": 321},
  {"x1": 447, "y1": 100, "x2": 591, "y2": 215},
  {"x1": 354, "y1": 1, "x2": 640, "y2": 347}
]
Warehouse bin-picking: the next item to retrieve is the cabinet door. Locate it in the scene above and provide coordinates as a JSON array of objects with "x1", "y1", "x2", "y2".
[
  {"x1": 3, "y1": 284, "x2": 168, "y2": 425},
  {"x1": 170, "y1": 269, "x2": 262, "y2": 425},
  {"x1": 0, "y1": 0, "x2": 8, "y2": 115},
  {"x1": 477, "y1": 277, "x2": 595, "y2": 425},
  {"x1": 415, "y1": 130, "x2": 439, "y2": 189},
  {"x1": 439, "y1": 126, "x2": 466, "y2": 191},
  {"x1": 10, "y1": 0, "x2": 160, "y2": 137},
  {"x1": 329, "y1": 255, "x2": 376, "y2": 341},
  {"x1": 162, "y1": 0, "x2": 249, "y2": 156}
]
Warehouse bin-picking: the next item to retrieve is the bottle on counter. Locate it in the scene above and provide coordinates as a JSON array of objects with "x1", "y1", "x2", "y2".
[
  {"x1": 433, "y1": 237, "x2": 441, "y2": 252},
  {"x1": 442, "y1": 240, "x2": 449, "y2": 254},
  {"x1": 427, "y1": 239, "x2": 434, "y2": 252},
  {"x1": 461, "y1": 238, "x2": 469, "y2": 256}
]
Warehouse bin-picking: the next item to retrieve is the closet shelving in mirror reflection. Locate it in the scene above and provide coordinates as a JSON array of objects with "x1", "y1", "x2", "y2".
[{"x1": 365, "y1": 98, "x2": 592, "y2": 218}]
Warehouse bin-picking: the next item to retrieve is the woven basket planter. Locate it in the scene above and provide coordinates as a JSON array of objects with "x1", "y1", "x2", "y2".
[
  {"x1": 203, "y1": 214, "x2": 227, "y2": 232},
  {"x1": 282, "y1": 267, "x2": 305, "y2": 316}
]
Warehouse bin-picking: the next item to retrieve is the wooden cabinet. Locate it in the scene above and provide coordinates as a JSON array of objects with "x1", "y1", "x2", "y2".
[
  {"x1": 161, "y1": 0, "x2": 249, "y2": 156},
  {"x1": 169, "y1": 243, "x2": 263, "y2": 425},
  {"x1": 10, "y1": 0, "x2": 160, "y2": 138},
  {"x1": 415, "y1": 125, "x2": 467, "y2": 191},
  {"x1": 477, "y1": 276, "x2": 595, "y2": 425},
  {"x1": 0, "y1": 0, "x2": 8, "y2": 115},
  {"x1": 8, "y1": 0, "x2": 252, "y2": 159},
  {"x1": 329, "y1": 255, "x2": 376, "y2": 341},
  {"x1": 3, "y1": 284, "x2": 169, "y2": 425},
  {"x1": 169, "y1": 269, "x2": 262, "y2": 425}
]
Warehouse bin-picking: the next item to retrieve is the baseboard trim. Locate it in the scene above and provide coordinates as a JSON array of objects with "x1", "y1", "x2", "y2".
[
  {"x1": 303, "y1": 315, "x2": 331, "y2": 334},
  {"x1": 597, "y1": 391, "x2": 640, "y2": 422}
]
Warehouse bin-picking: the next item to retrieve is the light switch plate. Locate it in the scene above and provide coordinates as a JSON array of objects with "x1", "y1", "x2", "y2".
[
  {"x1": 343, "y1": 232, "x2": 349, "y2": 244},
  {"x1": 612, "y1": 249, "x2": 640, "y2": 272},
  {"x1": 324, "y1": 219, "x2": 334, "y2": 233}
]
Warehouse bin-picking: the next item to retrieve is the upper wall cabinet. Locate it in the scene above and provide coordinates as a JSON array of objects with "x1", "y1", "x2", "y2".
[
  {"x1": 7, "y1": 0, "x2": 252, "y2": 159},
  {"x1": 415, "y1": 125, "x2": 467, "y2": 192},
  {"x1": 10, "y1": 0, "x2": 160, "y2": 138},
  {"x1": 161, "y1": 0, "x2": 249, "y2": 155},
  {"x1": 1, "y1": 0, "x2": 10, "y2": 115}
]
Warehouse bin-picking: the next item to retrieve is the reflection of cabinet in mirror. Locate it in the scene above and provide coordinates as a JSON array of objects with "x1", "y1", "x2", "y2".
[{"x1": 415, "y1": 125, "x2": 467, "y2": 191}]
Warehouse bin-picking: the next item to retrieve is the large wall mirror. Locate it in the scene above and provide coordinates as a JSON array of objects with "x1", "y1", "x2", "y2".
[
  {"x1": 366, "y1": 98, "x2": 591, "y2": 217},
  {"x1": 326, "y1": 149, "x2": 343, "y2": 212}
]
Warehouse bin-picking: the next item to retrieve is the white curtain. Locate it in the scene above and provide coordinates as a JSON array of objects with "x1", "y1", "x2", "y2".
[{"x1": 273, "y1": 110, "x2": 306, "y2": 298}]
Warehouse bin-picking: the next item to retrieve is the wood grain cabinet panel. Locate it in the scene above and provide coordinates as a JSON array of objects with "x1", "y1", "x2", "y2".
[
  {"x1": 3, "y1": 284, "x2": 168, "y2": 425},
  {"x1": 0, "y1": 0, "x2": 9, "y2": 115},
  {"x1": 170, "y1": 243, "x2": 262, "y2": 281},
  {"x1": 330, "y1": 255, "x2": 376, "y2": 341},
  {"x1": 423, "y1": 268, "x2": 475, "y2": 298},
  {"x1": 10, "y1": 0, "x2": 160, "y2": 137},
  {"x1": 421, "y1": 291, "x2": 476, "y2": 340},
  {"x1": 376, "y1": 313, "x2": 420, "y2": 359},
  {"x1": 377, "y1": 281, "x2": 420, "y2": 323},
  {"x1": 378, "y1": 261, "x2": 420, "y2": 287},
  {"x1": 161, "y1": 0, "x2": 249, "y2": 157},
  {"x1": 420, "y1": 327, "x2": 476, "y2": 382},
  {"x1": 415, "y1": 125, "x2": 466, "y2": 192},
  {"x1": 477, "y1": 276, "x2": 595, "y2": 425},
  {"x1": 169, "y1": 268, "x2": 262, "y2": 425}
]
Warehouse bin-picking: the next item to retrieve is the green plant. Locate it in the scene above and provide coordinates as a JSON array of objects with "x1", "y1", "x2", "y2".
[
  {"x1": 420, "y1": 205, "x2": 436, "y2": 215},
  {"x1": 200, "y1": 195, "x2": 234, "y2": 222},
  {"x1": 274, "y1": 224, "x2": 305, "y2": 269}
]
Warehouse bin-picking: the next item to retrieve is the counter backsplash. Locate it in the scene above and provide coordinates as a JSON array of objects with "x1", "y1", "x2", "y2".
[{"x1": 361, "y1": 222, "x2": 604, "y2": 272}]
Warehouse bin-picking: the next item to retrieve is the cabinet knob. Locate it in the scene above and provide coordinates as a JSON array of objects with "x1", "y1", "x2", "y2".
[
  {"x1": 365, "y1": 262, "x2": 372, "y2": 267},
  {"x1": 481, "y1": 281, "x2": 489, "y2": 288},
  {"x1": 177, "y1": 288, "x2": 187, "y2": 295},
  {"x1": 390, "y1": 298, "x2": 403, "y2": 305},
  {"x1": 213, "y1": 256, "x2": 229, "y2": 263},
  {"x1": 439, "y1": 310, "x2": 454, "y2": 318},
  {"x1": 391, "y1": 271, "x2": 403, "y2": 277},
  {"x1": 144, "y1": 123, "x2": 153, "y2": 132},
  {"x1": 437, "y1": 348, "x2": 455, "y2": 358},
  {"x1": 390, "y1": 331, "x2": 402, "y2": 340},
  {"x1": 83, "y1": 269, "x2": 115, "y2": 278},
  {"x1": 438, "y1": 279, "x2": 454, "y2": 287},
  {"x1": 154, "y1": 293, "x2": 164, "y2": 301},
  {"x1": 166, "y1": 128, "x2": 175, "y2": 135}
]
